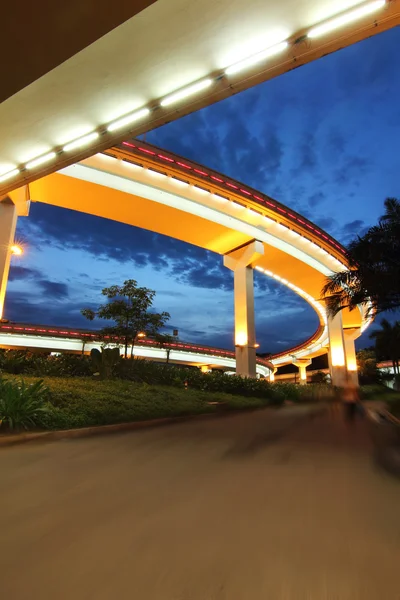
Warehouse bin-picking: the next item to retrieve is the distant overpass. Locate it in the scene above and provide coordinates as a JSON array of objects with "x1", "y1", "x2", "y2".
[{"x1": 0, "y1": 323, "x2": 273, "y2": 378}]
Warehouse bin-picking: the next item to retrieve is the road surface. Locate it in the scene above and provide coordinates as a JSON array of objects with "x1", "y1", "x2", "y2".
[{"x1": 1, "y1": 406, "x2": 399, "y2": 599}]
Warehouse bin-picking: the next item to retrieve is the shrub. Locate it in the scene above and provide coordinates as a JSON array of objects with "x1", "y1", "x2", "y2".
[{"x1": 0, "y1": 378, "x2": 51, "y2": 430}]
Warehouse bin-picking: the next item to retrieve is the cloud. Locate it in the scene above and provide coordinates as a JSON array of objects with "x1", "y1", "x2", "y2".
[
  {"x1": 8, "y1": 266, "x2": 40, "y2": 281},
  {"x1": 37, "y1": 280, "x2": 69, "y2": 299}
]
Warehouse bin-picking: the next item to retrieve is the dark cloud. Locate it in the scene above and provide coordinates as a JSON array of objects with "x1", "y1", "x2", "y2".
[
  {"x1": 308, "y1": 191, "x2": 325, "y2": 208},
  {"x1": 334, "y1": 156, "x2": 370, "y2": 186},
  {"x1": 8, "y1": 266, "x2": 40, "y2": 281},
  {"x1": 37, "y1": 280, "x2": 69, "y2": 299},
  {"x1": 4, "y1": 292, "x2": 85, "y2": 327}
]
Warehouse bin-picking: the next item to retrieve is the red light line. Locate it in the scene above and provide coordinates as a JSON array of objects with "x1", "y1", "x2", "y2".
[
  {"x1": 138, "y1": 147, "x2": 156, "y2": 155},
  {"x1": 123, "y1": 142, "x2": 346, "y2": 256}
]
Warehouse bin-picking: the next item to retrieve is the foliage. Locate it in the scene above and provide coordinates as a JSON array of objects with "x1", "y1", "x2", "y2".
[
  {"x1": 356, "y1": 348, "x2": 380, "y2": 384},
  {"x1": 322, "y1": 198, "x2": 400, "y2": 317},
  {"x1": 81, "y1": 279, "x2": 170, "y2": 358},
  {"x1": 310, "y1": 371, "x2": 329, "y2": 384},
  {"x1": 370, "y1": 319, "x2": 400, "y2": 378},
  {"x1": 0, "y1": 378, "x2": 51, "y2": 430},
  {"x1": 153, "y1": 333, "x2": 176, "y2": 364},
  {"x1": 1, "y1": 375, "x2": 285, "y2": 430},
  {"x1": 0, "y1": 350, "x2": 92, "y2": 377},
  {"x1": 90, "y1": 347, "x2": 120, "y2": 379}
]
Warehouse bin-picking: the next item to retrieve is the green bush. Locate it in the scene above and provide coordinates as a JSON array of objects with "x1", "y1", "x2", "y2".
[
  {"x1": 0, "y1": 378, "x2": 51, "y2": 430},
  {"x1": 2, "y1": 376, "x2": 277, "y2": 430},
  {"x1": 0, "y1": 349, "x2": 92, "y2": 377}
]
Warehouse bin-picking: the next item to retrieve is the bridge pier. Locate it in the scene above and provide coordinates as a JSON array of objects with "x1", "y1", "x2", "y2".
[
  {"x1": 327, "y1": 312, "x2": 359, "y2": 387},
  {"x1": 224, "y1": 240, "x2": 264, "y2": 378},
  {"x1": 0, "y1": 189, "x2": 30, "y2": 319},
  {"x1": 292, "y1": 358, "x2": 312, "y2": 385}
]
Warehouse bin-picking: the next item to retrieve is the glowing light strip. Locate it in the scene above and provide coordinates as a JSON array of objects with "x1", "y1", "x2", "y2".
[
  {"x1": 25, "y1": 152, "x2": 56, "y2": 170},
  {"x1": 225, "y1": 41, "x2": 288, "y2": 75},
  {"x1": 160, "y1": 79, "x2": 212, "y2": 107},
  {"x1": 107, "y1": 108, "x2": 150, "y2": 132},
  {"x1": 63, "y1": 132, "x2": 99, "y2": 152},
  {"x1": 308, "y1": 0, "x2": 386, "y2": 38},
  {"x1": 255, "y1": 266, "x2": 329, "y2": 362},
  {"x1": 122, "y1": 143, "x2": 347, "y2": 256},
  {"x1": 0, "y1": 168, "x2": 19, "y2": 182}
]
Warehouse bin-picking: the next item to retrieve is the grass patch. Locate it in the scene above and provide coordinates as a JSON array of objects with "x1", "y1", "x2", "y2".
[{"x1": 1, "y1": 376, "x2": 274, "y2": 431}]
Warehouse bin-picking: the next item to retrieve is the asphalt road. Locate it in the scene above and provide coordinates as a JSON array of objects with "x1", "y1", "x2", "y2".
[{"x1": 1, "y1": 406, "x2": 399, "y2": 599}]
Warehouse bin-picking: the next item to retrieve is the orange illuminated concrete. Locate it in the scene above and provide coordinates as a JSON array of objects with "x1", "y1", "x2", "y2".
[
  {"x1": 0, "y1": 0, "x2": 399, "y2": 196},
  {"x1": 5, "y1": 139, "x2": 370, "y2": 372}
]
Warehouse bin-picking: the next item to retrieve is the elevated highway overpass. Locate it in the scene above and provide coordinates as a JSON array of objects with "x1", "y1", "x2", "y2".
[
  {"x1": 1, "y1": 139, "x2": 371, "y2": 385},
  {"x1": 0, "y1": 0, "x2": 399, "y2": 196},
  {"x1": 0, "y1": 323, "x2": 273, "y2": 378}
]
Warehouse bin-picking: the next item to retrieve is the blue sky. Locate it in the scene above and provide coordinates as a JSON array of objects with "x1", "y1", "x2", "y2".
[{"x1": 7, "y1": 26, "x2": 400, "y2": 353}]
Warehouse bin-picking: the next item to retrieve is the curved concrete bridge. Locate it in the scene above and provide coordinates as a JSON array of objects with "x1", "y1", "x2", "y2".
[{"x1": 1, "y1": 139, "x2": 371, "y2": 384}]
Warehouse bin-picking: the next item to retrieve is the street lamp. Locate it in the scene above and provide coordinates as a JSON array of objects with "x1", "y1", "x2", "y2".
[{"x1": 10, "y1": 244, "x2": 23, "y2": 256}]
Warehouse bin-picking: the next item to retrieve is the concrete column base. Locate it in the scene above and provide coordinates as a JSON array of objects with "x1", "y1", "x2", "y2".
[{"x1": 235, "y1": 344, "x2": 257, "y2": 378}]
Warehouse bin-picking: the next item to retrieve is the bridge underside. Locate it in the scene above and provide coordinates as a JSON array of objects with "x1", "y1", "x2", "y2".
[{"x1": 1, "y1": 0, "x2": 399, "y2": 195}]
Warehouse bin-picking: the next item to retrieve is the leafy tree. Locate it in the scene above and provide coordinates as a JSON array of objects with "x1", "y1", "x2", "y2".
[
  {"x1": 81, "y1": 280, "x2": 170, "y2": 358},
  {"x1": 356, "y1": 348, "x2": 380, "y2": 384},
  {"x1": 322, "y1": 198, "x2": 400, "y2": 317},
  {"x1": 310, "y1": 371, "x2": 329, "y2": 384},
  {"x1": 154, "y1": 333, "x2": 176, "y2": 365},
  {"x1": 369, "y1": 319, "x2": 400, "y2": 376}
]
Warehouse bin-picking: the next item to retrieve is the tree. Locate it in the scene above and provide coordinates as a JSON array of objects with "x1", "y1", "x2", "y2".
[
  {"x1": 356, "y1": 348, "x2": 379, "y2": 384},
  {"x1": 154, "y1": 333, "x2": 176, "y2": 365},
  {"x1": 310, "y1": 371, "x2": 329, "y2": 384},
  {"x1": 81, "y1": 280, "x2": 170, "y2": 359},
  {"x1": 322, "y1": 198, "x2": 400, "y2": 317},
  {"x1": 369, "y1": 319, "x2": 400, "y2": 377}
]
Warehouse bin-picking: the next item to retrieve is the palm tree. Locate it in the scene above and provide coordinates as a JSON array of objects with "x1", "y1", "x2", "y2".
[
  {"x1": 370, "y1": 319, "x2": 400, "y2": 376},
  {"x1": 322, "y1": 198, "x2": 400, "y2": 317}
]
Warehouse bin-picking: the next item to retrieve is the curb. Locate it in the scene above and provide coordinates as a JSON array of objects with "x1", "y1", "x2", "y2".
[{"x1": 0, "y1": 406, "x2": 267, "y2": 448}]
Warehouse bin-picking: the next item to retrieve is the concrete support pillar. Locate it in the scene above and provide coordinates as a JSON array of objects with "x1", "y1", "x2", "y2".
[
  {"x1": 0, "y1": 201, "x2": 18, "y2": 319},
  {"x1": 224, "y1": 240, "x2": 264, "y2": 378},
  {"x1": 327, "y1": 311, "x2": 347, "y2": 387},
  {"x1": 292, "y1": 358, "x2": 311, "y2": 385},
  {"x1": 269, "y1": 367, "x2": 277, "y2": 382},
  {"x1": 344, "y1": 330, "x2": 359, "y2": 387}
]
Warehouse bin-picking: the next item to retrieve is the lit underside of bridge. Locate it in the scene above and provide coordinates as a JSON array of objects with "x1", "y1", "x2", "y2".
[
  {"x1": 0, "y1": 0, "x2": 399, "y2": 194},
  {"x1": 0, "y1": 0, "x2": 391, "y2": 384},
  {"x1": 2, "y1": 139, "x2": 371, "y2": 385},
  {"x1": 0, "y1": 324, "x2": 272, "y2": 378}
]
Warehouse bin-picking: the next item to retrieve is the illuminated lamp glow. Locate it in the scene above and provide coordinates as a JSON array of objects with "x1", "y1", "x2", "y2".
[
  {"x1": 147, "y1": 168, "x2": 166, "y2": 178},
  {"x1": 193, "y1": 185, "x2": 209, "y2": 194},
  {"x1": 212, "y1": 193, "x2": 228, "y2": 201},
  {"x1": 10, "y1": 244, "x2": 23, "y2": 256},
  {"x1": 235, "y1": 332, "x2": 248, "y2": 346},
  {"x1": 331, "y1": 345, "x2": 345, "y2": 367},
  {"x1": 25, "y1": 152, "x2": 56, "y2": 169},
  {"x1": 0, "y1": 168, "x2": 19, "y2": 182},
  {"x1": 308, "y1": 0, "x2": 386, "y2": 38},
  {"x1": 347, "y1": 359, "x2": 358, "y2": 372},
  {"x1": 63, "y1": 132, "x2": 99, "y2": 152},
  {"x1": 300, "y1": 368, "x2": 307, "y2": 381},
  {"x1": 160, "y1": 79, "x2": 212, "y2": 107},
  {"x1": 107, "y1": 108, "x2": 150, "y2": 132},
  {"x1": 171, "y1": 177, "x2": 189, "y2": 186},
  {"x1": 225, "y1": 41, "x2": 288, "y2": 75}
]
